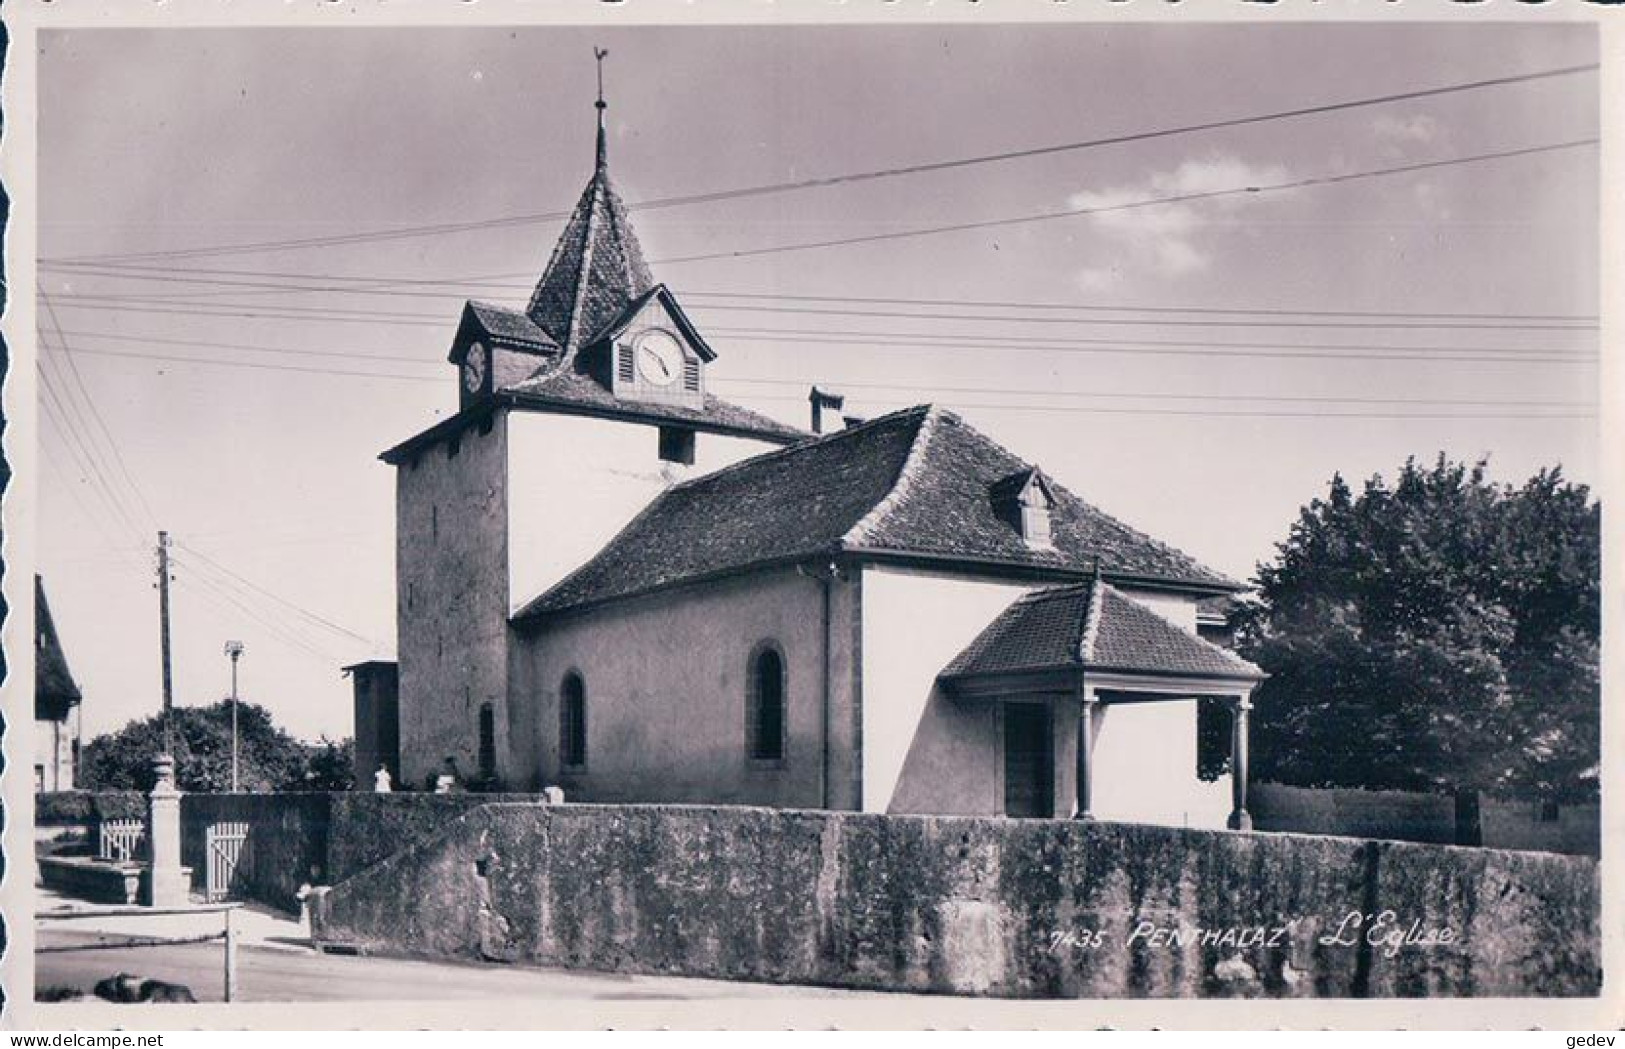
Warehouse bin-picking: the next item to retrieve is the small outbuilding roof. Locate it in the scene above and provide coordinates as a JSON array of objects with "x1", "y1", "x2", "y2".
[
  {"x1": 940, "y1": 579, "x2": 1264, "y2": 683},
  {"x1": 516, "y1": 405, "x2": 1241, "y2": 620}
]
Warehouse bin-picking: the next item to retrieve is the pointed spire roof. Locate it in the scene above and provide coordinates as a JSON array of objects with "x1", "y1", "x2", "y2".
[{"x1": 525, "y1": 54, "x2": 655, "y2": 355}]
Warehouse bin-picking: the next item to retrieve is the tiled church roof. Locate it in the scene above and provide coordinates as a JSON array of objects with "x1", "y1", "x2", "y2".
[
  {"x1": 516, "y1": 405, "x2": 1240, "y2": 619},
  {"x1": 504, "y1": 366, "x2": 805, "y2": 441},
  {"x1": 463, "y1": 301, "x2": 560, "y2": 353},
  {"x1": 939, "y1": 580, "x2": 1264, "y2": 682},
  {"x1": 524, "y1": 125, "x2": 655, "y2": 353}
]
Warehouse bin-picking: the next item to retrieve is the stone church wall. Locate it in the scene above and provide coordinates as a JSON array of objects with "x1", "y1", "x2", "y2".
[
  {"x1": 514, "y1": 566, "x2": 862, "y2": 807},
  {"x1": 395, "y1": 413, "x2": 511, "y2": 791}
]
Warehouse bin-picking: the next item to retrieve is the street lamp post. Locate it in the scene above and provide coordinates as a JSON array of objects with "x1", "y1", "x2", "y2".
[{"x1": 224, "y1": 641, "x2": 245, "y2": 792}]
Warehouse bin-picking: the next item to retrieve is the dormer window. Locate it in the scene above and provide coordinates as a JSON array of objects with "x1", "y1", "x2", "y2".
[{"x1": 992, "y1": 467, "x2": 1058, "y2": 550}]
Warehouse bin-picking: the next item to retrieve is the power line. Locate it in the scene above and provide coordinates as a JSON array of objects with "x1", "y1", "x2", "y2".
[
  {"x1": 47, "y1": 329, "x2": 1595, "y2": 407},
  {"x1": 736, "y1": 391, "x2": 1592, "y2": 421},
  {"x1": 704, "y1": 327, "x2": 1595, "y2": 364},
  {"x1": 50, "y1": 328, "x2": 433, "y2": 365},
  {"x1": 171, "y1": 567, "x2": 347, "y2": 667},
  {"x1": 45, "y1": 299, "x2": 449, "y2": 329},
  {"x1": 718, "y1": 375, "x2": 1594, "y2": 409},
  {"x1": 44, "y1": 61, "x2": 1598, "y2": 266},
  {"x1": 175, "y1": 541, "x2": 378, "y2": 647},
  {"x1": 45, "y1": 324, "x2": 1593, "y2": 365},
  {"x1": 37, "y1": 375, "x2": 152, "y2": 543},
  {"x1": 43, "y1": 276, "x2": 1599, "y2": 331},
  {"x1": 682, "y1": 290, "x2": 1598, "y2": 325},
  {"x1": 43, "y1": 290, "x2": 1603, "y2": 340},
  {"x1": 39, "y1": 290, "x2": 160, "y2": 529},
  {"x1": 685, "y1": 302, "x2": 1593, "y2": 332},
  {"x1": 60, "y1": 343, "x2": 1593, "y2": 418},
  {"x1": 651, "y1": 138, "x2": 1600, "y2": 266},
  {"x1": 53, "y1": 331, "x2": 1597, "y2": 378},
  {"x1": 54, "y1": 344, "x2": 444, "y2": 382}
]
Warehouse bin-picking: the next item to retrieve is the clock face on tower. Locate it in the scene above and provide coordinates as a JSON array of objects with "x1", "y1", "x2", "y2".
[
  {"x1": 635, "y1": 330, "x2": 684, "y2": 387},
  {"x1": 463, "y1": 342, "x2": 488, "y2": 393}
]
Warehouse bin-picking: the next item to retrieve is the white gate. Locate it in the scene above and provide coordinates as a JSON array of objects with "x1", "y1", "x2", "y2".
[
  {"x1": 205, "y1": 821, "x2": 249, "y2": 902},
  {"x1": 98, "y1": 819, "x2": 146, "y2": 862}
]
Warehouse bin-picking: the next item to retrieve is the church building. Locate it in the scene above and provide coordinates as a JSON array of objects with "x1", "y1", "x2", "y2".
[{"x1": 373, "y1": 80, "x2": 1265, "y2": 829}]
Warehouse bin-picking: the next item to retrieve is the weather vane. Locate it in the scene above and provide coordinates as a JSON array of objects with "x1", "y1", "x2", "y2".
[{"x1": 594, "y1": 47, "x2": 608, "y2": 112}]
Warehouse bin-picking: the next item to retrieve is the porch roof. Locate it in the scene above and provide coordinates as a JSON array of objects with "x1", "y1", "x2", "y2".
[{"x1": 938, "y1": 579, "x2": 1265, "y2": 688}]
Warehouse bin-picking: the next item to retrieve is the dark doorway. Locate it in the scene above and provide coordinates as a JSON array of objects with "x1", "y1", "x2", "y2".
[{"x1": 1003, "y1": 703, "x2": 1053, "y2": 818}]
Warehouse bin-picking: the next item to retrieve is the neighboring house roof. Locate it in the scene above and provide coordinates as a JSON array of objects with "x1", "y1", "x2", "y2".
[
  {"x1": 517, "y1": 404, "x2": 1241, "y2": 620},
  {"x1": 35, "y1": 576, "x2": 82, "y2": 721},
  {"x1": 524, "y1": 125, "x2": 655, "y2": 354},
  {"x1": 940, "y1": 580, "x2": 1264, "y2": 683}
]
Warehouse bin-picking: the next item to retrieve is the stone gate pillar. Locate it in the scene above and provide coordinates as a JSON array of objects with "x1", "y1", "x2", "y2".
[{"x1": 146, "y1": 755, "x2": 191, "y2": 907}]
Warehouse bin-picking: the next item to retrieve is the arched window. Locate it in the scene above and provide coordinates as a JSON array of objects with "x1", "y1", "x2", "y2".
[
  {"x1": 747, "y1": 644, "x2": 786, "y2": 763},
  {"x1": 477, "y1": 703, "x2": 497, "y2": 782},
  {"x1": 559, "y1": 672, "x2": 587, "y2": 770}
]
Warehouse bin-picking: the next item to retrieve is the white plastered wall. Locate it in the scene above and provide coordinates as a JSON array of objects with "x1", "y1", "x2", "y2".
[{"x1": 507, "y1": 412, "x2": 779, "y2": 611}]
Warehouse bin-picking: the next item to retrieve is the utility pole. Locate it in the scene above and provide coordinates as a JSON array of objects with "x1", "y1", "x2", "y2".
[
  {"x1": 156, "y1": 531, "x2": 175, "y2": 755},
  {"x1": 225, "y1": 641, "x2": 245, "y2": 792}
]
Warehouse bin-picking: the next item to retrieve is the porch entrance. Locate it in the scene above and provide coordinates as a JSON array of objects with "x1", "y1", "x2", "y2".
[{"x1": 1003, "y1": 703, "x2": 1053, "y2": 818}]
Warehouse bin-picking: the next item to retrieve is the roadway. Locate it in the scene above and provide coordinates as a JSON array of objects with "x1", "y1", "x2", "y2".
[{"x1": 36, "y1": 929, "x2": 879, "y2": 1004}]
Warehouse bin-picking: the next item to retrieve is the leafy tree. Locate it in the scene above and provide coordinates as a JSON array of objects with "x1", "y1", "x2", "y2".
[
  {"x1": 79, "y1": 700, "x2": 347, "y2": 793},
  {"x1": 301, "y1": 737, "x2": 355, "y2": 792},
  {"x1": 1239, "y1": 457, "x2": 1599, "y2": 823}
]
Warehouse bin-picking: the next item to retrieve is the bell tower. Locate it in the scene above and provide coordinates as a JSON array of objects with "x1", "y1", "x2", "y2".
[{"x1": 383, "y1": 52, "x2": 803, "y2": 792}]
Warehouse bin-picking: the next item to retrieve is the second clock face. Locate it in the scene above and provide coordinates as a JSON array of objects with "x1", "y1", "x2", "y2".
[
  {"x1": 463, "y1": 342, "x2": 488, "y2": 393},
  {"x1": 636, "y1": 330, "x2": 684, "y2": 387}
]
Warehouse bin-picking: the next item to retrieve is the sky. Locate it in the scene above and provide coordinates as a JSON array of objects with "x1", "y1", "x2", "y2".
[{"x1": 32, "y1": 21, "x2": 1600, "y2": 743}]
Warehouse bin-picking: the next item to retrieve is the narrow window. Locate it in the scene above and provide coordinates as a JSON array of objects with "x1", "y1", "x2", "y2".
[
  {"x1": 478, "y1": 416, "x2": 494, "y2": 437},
  {"x1": 617, "y1": 345, "x2": 636, "y2": 384},
  {"x1": 431, "y1": 505, "x2": 438, "y2": 542},
  {"x1": 559, "y1": 672, "x2": 587, "y2": 770},
  {"x1": 659, "y1": 427, "x2": 696, "y2": 466},
  {"x1": 748, "y1": 645, "x2": 786, "y2": 763},
  {"x1": 683, "y1": 358, "x2": 701, "y2": 391},
  {"x1": 1538, "y1": 799, "x2": 1561, "y2": 823},
  {"x1": 447, "y1": 436, "x2": 462, "y2": 459},
  {"x1": 477, "y1": 703, "x2": 496, "y2": 783}
]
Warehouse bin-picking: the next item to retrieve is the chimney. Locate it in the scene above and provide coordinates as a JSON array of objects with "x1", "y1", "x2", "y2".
[{"x1": 809, "y1": 386, "x2": 846, "y2": 435}]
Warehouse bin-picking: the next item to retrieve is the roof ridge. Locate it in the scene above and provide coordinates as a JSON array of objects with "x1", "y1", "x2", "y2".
[
  {"x1": 1090, "y1": 584, "x2": 1264, "y2": 676},
  {"x1": 840, "y1": 405, "x2": 944, "y2": 548},
  {"x1": 660, "y1": 403, "x2": 930, "y2": 496},
  {"x1": 1078, "y1": 578, "x2": 1108, "y2": 663},
  {"x1": 943, "y1": 407, "x2": 1239, "y2": 590},
  {"x1": 562, "y1": 174, "x2": 607, "y2": 356}
]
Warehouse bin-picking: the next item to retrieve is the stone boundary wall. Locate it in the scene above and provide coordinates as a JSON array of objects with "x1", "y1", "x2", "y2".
[
  {"x1": 310, "y1": 803, "x2": 1600, "y2": 999},
  {"x1": 176, "y1": 792, "x2": 549, "y2": 910},
  {"x1": 1251, "y1": 783, "x2": 1600, "y2": 857}
]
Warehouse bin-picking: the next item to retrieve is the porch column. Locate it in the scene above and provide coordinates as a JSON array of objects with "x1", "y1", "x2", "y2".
[
  {"x1": 1074, "y1": 685, "x2": 1097, "y2": 820},
  {"x1": 1226, "y1": 693, "x2": 1254, "y2": 831}
]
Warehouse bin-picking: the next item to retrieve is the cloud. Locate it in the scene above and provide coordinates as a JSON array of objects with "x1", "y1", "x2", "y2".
[
  {"x1": 1066, "y1": 154, "x2": 1291, "y2": 286},
  {"x1": 1372, "y1": 112, "x2": 1441, "y2": 146}
]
